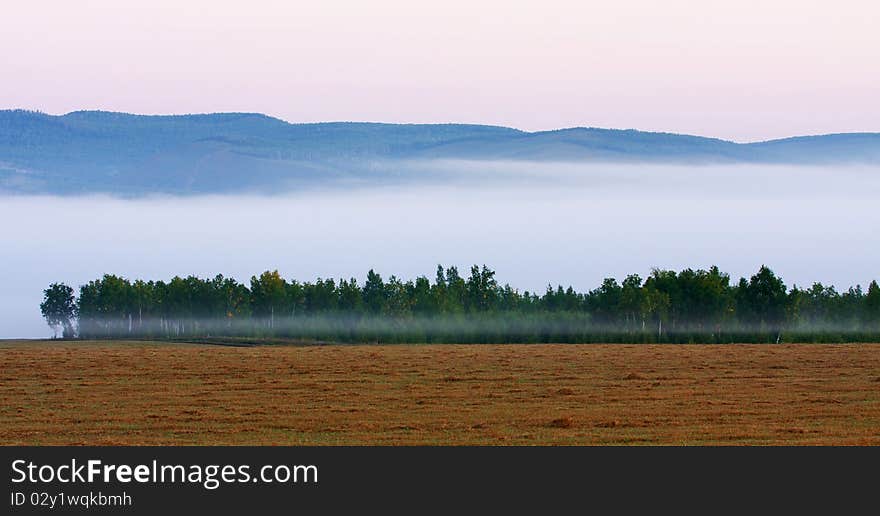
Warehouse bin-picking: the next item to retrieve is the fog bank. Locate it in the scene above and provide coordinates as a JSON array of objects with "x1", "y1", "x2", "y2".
[{"x1": 2, "y1": 162, "x2": 878, "y2": 338}]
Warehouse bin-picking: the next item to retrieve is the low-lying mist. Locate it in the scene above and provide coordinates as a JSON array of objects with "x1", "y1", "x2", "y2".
[
  {"x1": 74, "y1": 315, "x2": 879, "y2": 345},
  {"x1": 2, "y1": 161, "x2": 878, "y2": 338}
]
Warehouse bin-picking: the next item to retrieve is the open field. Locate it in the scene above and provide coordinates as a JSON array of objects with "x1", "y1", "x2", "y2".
[{"x1": 2, "y1": 340, "x2": 880, "y2": 445}]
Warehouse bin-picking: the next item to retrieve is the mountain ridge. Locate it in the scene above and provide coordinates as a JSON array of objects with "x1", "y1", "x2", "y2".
[
  {"x1": 14, "y1": 108, "x2": 878, "y2": 143},
  {"x1": 1, "y1": 109, "x2": 878, "y2": 194}
]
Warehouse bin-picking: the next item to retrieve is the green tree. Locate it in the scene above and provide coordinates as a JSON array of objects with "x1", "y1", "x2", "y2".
[
  {"x1": 466, "y1": 265, "x2": 498, "y2": 312},
  {"x1": 221, "y1": 276, "x2": 251, "y2": 320},
  {"x1": 643, "y1": 285, "x2": 670, "y2": 339},
  {"x1": 411, "y1": 276, "x2": 434, "y2": 314},
  {"x1": 337, "y1": 278, "x2": 363, "y2": 313},
  {"x1": 644, "y1": 269, "x2": 680, "y2": 329},
  {"x1": 444, "y1": 266, "x2": 467, "y2": 313},
  {"x1": 250, "y1": 270, "x2": 287, "y2": 328},
  {"x1": 619, "y1": 274, "x2": 644, "y2": 329},
  {"x1": 590, "y1": 278, "x2": 622, "y2": 325},
  {"x1": 40, "y1": 283, "x2": 77, "y2": 338},
  {"x1": 385, "y1": 276, "x2": 412, "y2": 317},
  {"x1": 363, "y1": 269, "x2": 387, "y2": 314},
  {"x1": 739, "y1": 265, "x2": 788, "y2": 339},
  {"x1": 865, "y1": 280, "x2": 880, "y2": 328},
  {"x1": 286, "y1": 280, "x2": 306, "y2": 316}
]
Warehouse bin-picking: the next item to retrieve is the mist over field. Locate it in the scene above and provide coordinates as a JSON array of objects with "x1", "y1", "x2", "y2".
[{"x1": 2, "y1": 161, "x2": 878, "y2": 338}]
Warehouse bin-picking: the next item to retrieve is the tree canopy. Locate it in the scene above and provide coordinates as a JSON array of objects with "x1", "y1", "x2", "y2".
[{"x1": 43, "y1": 265, "x2": 880, "y2": 343}]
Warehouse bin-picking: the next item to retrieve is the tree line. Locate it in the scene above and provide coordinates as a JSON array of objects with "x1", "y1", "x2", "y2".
[{"x1": 41, "y1": 265, "x2": 880, "y2": 343}]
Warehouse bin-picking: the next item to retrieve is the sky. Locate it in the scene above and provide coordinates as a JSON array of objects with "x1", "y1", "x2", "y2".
[{"x1": 2, "y1": 0, "x2": 878, "y2": 142}]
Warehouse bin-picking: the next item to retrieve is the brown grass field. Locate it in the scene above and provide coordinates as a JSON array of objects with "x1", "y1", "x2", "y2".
[{"x1": 2, "y1": 340, "x2": 879, "y2": 445}]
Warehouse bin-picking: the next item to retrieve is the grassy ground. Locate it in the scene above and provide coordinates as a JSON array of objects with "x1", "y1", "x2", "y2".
[{"x1": 1, "y1": 340, "x2": 879, "y2": 445}]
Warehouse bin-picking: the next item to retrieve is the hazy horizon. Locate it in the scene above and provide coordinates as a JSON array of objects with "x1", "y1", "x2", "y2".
[{"x1": 3, "y1": 161, "x2": 878, "y2": 338}]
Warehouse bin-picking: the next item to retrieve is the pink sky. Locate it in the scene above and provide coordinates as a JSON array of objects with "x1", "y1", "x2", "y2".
[{"x1": 2, "y1": 0, "x2": 878, "y2": 142}]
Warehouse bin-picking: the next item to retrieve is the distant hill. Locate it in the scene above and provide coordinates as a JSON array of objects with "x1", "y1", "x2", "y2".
[{"x1": 1, "y1": 110, "x2": 878, "y2": 194}]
